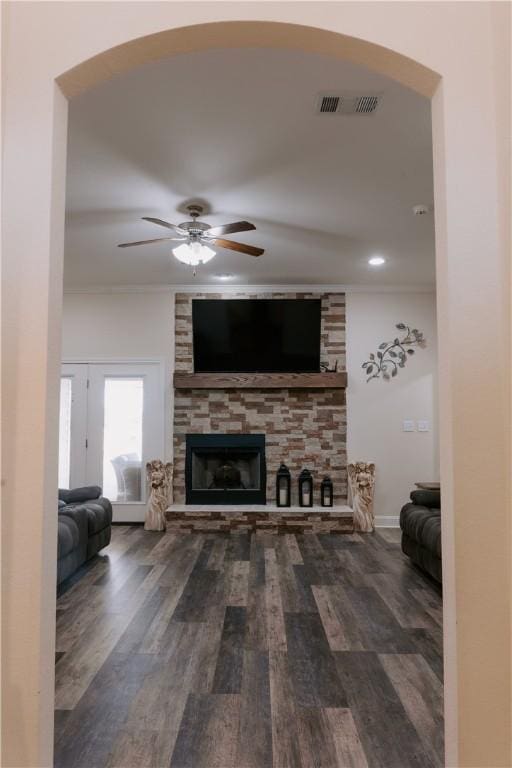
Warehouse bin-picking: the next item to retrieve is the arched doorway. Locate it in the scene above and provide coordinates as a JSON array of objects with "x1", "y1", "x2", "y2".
[{"x1": 2, "y1": 8, "x2": 510, "y2": 768}]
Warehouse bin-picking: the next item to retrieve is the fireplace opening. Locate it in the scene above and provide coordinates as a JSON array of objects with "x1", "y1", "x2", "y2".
[{"x1": 186, "y1": 433, "x2": 266, "y2": 505}]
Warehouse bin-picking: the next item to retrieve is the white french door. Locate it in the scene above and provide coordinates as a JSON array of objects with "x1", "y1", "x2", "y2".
[{"x1": 59, "y1": 361, "x2": 164, "y2": 522}]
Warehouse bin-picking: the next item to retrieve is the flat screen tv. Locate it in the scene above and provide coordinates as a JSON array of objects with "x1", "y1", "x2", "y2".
[{"x1": 192, "y1": 298, "x2": 321, "y2": 373}]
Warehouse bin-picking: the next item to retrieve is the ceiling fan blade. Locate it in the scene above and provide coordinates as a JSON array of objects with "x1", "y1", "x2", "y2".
[
  {"x1": 118, "y1": 236, "x2": 184, "y2": 248},
  {"x1": 142, "y1": 217, "x2": 184, "y2": 233},
  {"x1": 210, "y1": 238, "x2": 264, "y2": 257},
  {"x1": 206, "y1": 221, "x2": 256, "y2": 237}
]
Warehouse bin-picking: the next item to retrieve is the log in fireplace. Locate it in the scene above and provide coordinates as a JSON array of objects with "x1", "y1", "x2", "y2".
[{"x1": 185, "y1": 433, "x2": 266, "y2": 505}]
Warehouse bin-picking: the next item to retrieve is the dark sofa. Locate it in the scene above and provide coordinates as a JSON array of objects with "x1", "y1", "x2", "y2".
[
  {"x1": 57, "y1": 486, "x2": 113, "y2": 585},
  {"x1": 400, "y1": 489, "x2": 442, "y2": 583}
]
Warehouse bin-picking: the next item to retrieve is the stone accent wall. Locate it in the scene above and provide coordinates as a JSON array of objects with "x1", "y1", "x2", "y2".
[{"x1": 173, "y1": 292, "x2": 347, "y2": 505}]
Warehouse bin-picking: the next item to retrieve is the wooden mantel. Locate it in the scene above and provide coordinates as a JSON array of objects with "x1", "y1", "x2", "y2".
[{"x1": 173, "y1": 371, "x2": 347, "y2": 390}]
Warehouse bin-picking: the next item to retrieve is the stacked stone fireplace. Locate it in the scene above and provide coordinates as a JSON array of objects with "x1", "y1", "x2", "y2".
[{"x1": 172, "y1": 292, "x2": 347, "y2": 506}]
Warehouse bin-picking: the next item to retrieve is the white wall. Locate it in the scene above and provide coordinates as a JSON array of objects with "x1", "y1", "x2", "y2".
[
  {"x1": 63, "y1": 287, "x2": 437, "y2": 528},
  {"x1": 61, "y1": 290, "x2": 175, "y2": 461},
  {"x1": 347, "y1": 292, "x2": 438, "y2": 525}
]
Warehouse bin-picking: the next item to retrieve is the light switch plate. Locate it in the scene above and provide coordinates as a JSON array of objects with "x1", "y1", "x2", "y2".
[
  {"x1": 417, "y1": 420, "x2": 430, "y2": 432},
  {"x1": 403, "y1": 420, "x2": 415, "y2": 432}
]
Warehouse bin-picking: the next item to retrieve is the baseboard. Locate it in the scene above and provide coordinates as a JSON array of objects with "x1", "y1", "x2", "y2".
[
  {"x1": 112, "y1": 511, "x2": 146, "y2": 524},
  {"x1": 375, "y1": 515, "x2": 400, "y2": 528}
]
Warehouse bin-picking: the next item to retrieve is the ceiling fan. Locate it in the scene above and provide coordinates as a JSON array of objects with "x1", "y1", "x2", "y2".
[{"x1": 118, "y1": 203, "x2": 264, "y2": 270}]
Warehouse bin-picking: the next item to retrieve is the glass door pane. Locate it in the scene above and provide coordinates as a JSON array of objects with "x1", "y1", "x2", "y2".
[
  {"x1": 86, "y1": 362, "x2": 163, "y2": 522},
  {"x1": 102, "y1": 378, "x2": 143, "y2": 502},
  {"x1": 58, "y1": 378, "x2": 72, "y2": 489}
]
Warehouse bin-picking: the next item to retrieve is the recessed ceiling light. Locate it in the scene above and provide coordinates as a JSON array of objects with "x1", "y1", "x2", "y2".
[
  {"x1": 368, "y1": 256, "x2": 386, "y2": 267},
  {"x1": 215, "y1": 273, "x2": 235, "y2": 280}
]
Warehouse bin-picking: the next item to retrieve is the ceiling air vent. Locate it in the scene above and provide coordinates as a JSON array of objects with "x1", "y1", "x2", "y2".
[
  {"x1": 316, "y1": 93, "x2": 382, "y2": 116},
  {"x1": 319, "y1": 95, "x2": 341, "y2": 113},
  {"x1": 355, "y1": 95, "x2": 379, "y2": 114}
]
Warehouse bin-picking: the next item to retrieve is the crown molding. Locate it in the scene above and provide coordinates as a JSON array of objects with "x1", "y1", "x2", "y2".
[{"x1": 63, "y1": 283, "x2": 436, "y2": 295}]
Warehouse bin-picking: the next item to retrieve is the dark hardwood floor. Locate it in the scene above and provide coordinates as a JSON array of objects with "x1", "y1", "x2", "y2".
[{"x1": 54, "y1": 526, "x2": 443, "y2": 768}]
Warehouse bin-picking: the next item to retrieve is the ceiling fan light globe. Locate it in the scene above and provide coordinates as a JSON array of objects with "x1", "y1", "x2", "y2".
[{"x1": 172, "y1": 242, "x2": 216, "y2": 266}]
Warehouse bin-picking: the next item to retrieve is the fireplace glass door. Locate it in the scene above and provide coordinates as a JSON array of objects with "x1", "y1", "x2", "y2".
[
  {"x1": 191, "y1": 448, "x2": 262, "y2": 492},
  {"x1": 186, "y1": 434, "x2": 266, "y2": 505}
]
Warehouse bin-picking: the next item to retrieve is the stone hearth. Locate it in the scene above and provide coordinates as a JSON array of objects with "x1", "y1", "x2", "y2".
[{"x1": 166, "y1": 505, "x2": 354, "y2": 534}]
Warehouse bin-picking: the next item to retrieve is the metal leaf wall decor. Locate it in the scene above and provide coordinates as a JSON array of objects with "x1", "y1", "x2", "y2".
[{"x1": 362, "y1": 323, "x2": 426, "y2": 382}]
